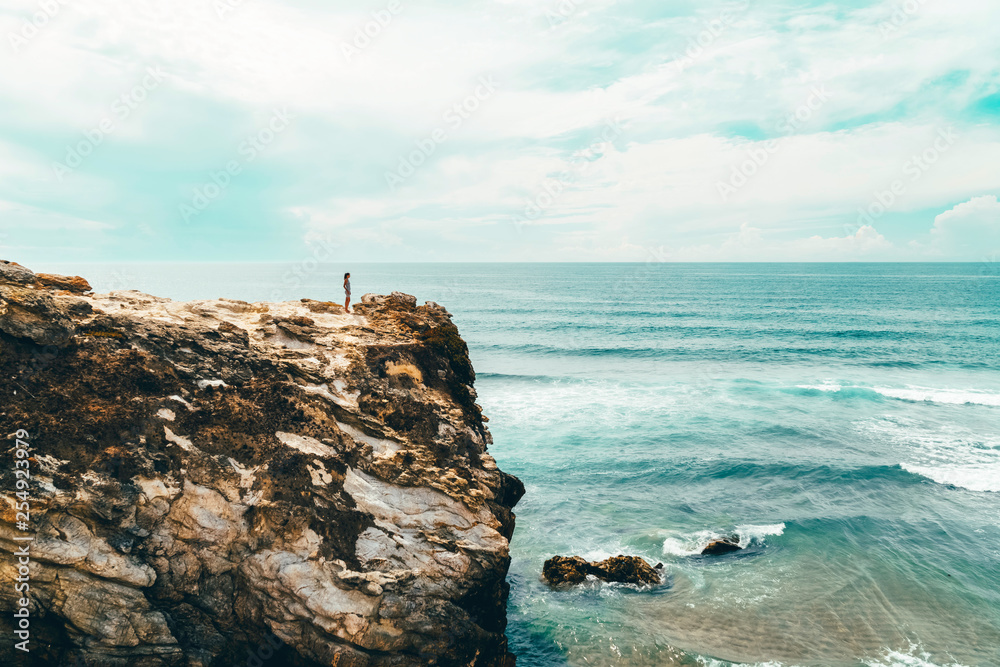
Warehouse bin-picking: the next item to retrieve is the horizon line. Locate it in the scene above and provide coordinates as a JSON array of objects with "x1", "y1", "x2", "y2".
[{"x1": 24, "y1": 260, "x2": 996, "y2": 266}]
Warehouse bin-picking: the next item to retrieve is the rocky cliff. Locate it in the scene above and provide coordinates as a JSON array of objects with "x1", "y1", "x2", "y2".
[{"x1": 0, "y1": 261, "x2": 524, "y2": 666}]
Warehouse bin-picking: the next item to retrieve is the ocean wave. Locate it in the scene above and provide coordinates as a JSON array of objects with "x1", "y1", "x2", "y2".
[
  {"x1": 864, "y1": 646, "x2": 973, "y2": 667},
  {"x1": 698, "y1": 660, "x2": 793, "y2": 667},
  {"x1": 478, "y1": 372, "x2": 556, "y2": 381},
  {"x1": 859, "y1": 418, "x2": 1000, "y2": 493},
  {"x1": 695, "y1": 646, "x2": 972, "y2": 667},
  {"x1": 475, "y1": 341, "x2": 935, "y2": 363},
  {"x1": 478, "y1": 378, "x2": 691, "y2": 433},
  {"x1": 792, "y1": 383, "x2": 885, "y2": 401},
  {"x1": 662, "y1": 523, "x2": 786, "y2": 557},
  {"x1": 794, "y1": 383, "x2": 1000, "y2": 407},
  {"x1": 795, "y1": 382, "x2": 843, "y2": 392},
  {"x1": 477, "y1": 342, "x2": 678, "y2": 359},
  {"x1": 868, "y1": 360, "x2": 925, "y2": 369},
  {"x1": 900, "y1": 462, "x2": 1000, "y2": 493},
  {"x1": 664, "y1": 460, "x2": 919, "y2": 487},
  {"x1": 872, "y1": 387, "x2": 1000, "y2": 407}
]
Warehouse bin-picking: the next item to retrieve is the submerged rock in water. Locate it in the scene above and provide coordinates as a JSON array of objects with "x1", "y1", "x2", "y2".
[
  {"x1": 701, "y1": 536, "x2": 743, "y2": 555},
  {"x1": 0, "y1": 262, "x2": 524, "y2": 667},
  {"x1": 542, "y1": 555, "x2": 663, "y2": 586}
]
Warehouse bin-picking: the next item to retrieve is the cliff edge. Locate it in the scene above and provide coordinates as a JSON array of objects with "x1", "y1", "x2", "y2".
[{"x1": 0, "y1": 261, "x2": 524, "y2": 666}]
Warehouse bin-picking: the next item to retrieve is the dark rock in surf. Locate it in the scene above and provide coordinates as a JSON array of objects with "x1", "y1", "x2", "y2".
[
  {"x1": 542, "y1": 555, "x2": 662, "y2": 586},
  {"x1": 701, "y1": 536, "x2": 743, "y2": 555}
]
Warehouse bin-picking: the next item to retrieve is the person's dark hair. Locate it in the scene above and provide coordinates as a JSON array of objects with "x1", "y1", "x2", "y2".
[{"x1": 344, "y1": 272, "x2": 350, "y2": 279}]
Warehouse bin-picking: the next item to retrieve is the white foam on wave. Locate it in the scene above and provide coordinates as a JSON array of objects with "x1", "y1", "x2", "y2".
[
  {"x1": 662, "y1": 531, "x2": 715, "y2": 557},
  {"x1": 697, "y1": 646, "x2": 971, "y2": 667},
  {"x1": 795, "y1": 382, "x2": 1000, "y2": 407},
  {"x1": 861, "y1": 418, "x2": 1000, "y2": 493},
  {"x1": 481, "y1": 379, "x2": 680, "y2": 430},
  {"x1": 901, "y1": 461, "x2": 1000, "y2": 493},
  {"x1": 872, "y1": 386, "x2": 1000, "y2": 407},
  {"x1": 662, "y1": 523, "x2": 786, "y2": 557},
  {"x1": 865, "y1": 645, "x2": 972, "y2": 667},
  {"x1": 734, "y1": 523, "x2": 787, "y2": 545},
  {"x1": 795, "y1": 381, "x2": 842, "y2": 392},
  {"x1": 698, "y1": 660, "x2": 792, "y2": 667}
]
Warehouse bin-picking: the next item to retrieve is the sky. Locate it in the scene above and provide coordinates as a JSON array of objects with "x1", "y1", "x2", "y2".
[{"x1": 0, "y1": 0, "x2": 998, "y2": 264}]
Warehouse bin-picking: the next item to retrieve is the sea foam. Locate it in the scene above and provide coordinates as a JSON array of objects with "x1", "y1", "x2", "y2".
[
  {"x1": 901, "y1": 462, "x2": 1000, "y2": 493},
  {"x1": 865, "y1": 645, "x2": 972, "y2": 667},
  {"x1": 698, "y1": 646, "x2": 971, "y2": 667},
  {"x1": 795, "y1": 383, "x2": 1000, "y2": 407},
  {"x1": 861, "y1": 417, "x2": 1000, "y2": 493},
  {"x1": 662, "y1": 523, "x2": 786, "y2": 557},
  {"x1": 873, "y1": 386, "x2": 1000, "y2": 407}
]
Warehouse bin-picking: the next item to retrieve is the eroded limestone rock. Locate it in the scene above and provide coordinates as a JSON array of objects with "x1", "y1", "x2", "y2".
[
  {"x1": 34, "y1": 272, "x2": 93, "y2": 294},
  {"x1": 0, "y1": 262, "x2": 523, "y2": 666}
]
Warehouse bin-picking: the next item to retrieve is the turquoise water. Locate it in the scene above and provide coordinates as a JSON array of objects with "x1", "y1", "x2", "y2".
[{"x1": 54, "y1": 262, "x2": 1000, "y2": 667}]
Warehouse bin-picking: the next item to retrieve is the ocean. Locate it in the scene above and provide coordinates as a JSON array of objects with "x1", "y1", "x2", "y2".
[{"x1": 49, "y1": 261, "x2": 1000, "y2": 667}]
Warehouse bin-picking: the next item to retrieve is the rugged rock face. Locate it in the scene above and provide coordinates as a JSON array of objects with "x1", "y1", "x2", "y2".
[
  {"x1": 0, "y1": 263, "x2": 524, "y2": 666},
  {"x1": 33, "y1": 273, "x2": 93, "y2": 294},
  {"x1": 541, "y1": 556, "x2": 662, "y2": 587},
  {"x1": 0, "y1": 260, "x2": 93, "y2": 295}
]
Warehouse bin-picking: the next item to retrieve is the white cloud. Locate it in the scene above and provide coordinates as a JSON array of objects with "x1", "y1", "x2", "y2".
[
  {"x1": 926, "y1": 195, "x2": 1000, "y2": 257},
  {"x1": 789, "y1": 225, "x2": 893, "y2": 257},
  {"x1": 669, "y1": 223, "x2": 895, "y2": 262},
  {"x1": 1, "y1": 0, "x2": 1000, "y2": 261}
]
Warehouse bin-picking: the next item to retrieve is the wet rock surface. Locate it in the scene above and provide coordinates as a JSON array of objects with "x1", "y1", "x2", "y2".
[
  {"x1": 701, "y1": 537, "x2": 743, "y2": 556},
  {"x1": 0, "y1": 262, "x2": 524, "y2": 667},
  {"x1": 542, "y1": 556, "x2": 663, "y2": 586}
]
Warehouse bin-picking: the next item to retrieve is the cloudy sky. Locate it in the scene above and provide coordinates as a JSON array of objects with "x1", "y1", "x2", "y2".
[{"x1": 0, "y1": 0, "x2": 998, "y2": 263}]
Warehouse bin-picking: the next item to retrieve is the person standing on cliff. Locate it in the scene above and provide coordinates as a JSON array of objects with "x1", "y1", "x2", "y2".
[{"x1": 343, "y1": 272, "x2": 352, "y2": 313}]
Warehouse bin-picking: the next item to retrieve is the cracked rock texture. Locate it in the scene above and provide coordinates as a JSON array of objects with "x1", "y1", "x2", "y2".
[{"x1": 0, "y1": 263, "x2": 524, "y2": 666}]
